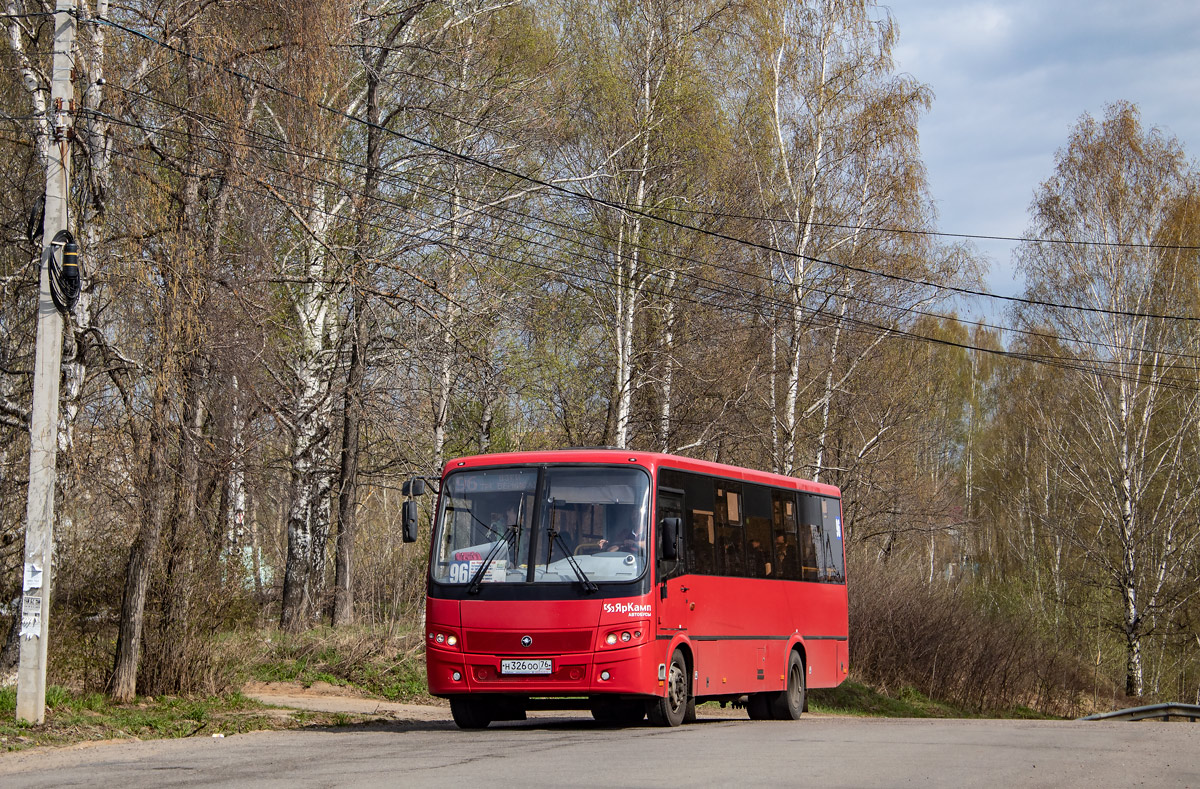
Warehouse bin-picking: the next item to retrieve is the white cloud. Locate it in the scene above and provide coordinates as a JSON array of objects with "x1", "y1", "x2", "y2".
[{"x1": 890, "y1": 0, "x2": 1200, "y2": 299}]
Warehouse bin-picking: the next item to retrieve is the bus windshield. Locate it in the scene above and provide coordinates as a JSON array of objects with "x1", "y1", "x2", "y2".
[{"x1": 432, "y1": 466, "x2": 650, "y2": 586}]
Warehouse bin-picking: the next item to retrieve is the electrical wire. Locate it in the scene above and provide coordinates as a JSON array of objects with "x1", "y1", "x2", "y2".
[
  {"x1": 97, "y1": 138, "x2": 1200, "y2": 392},
  {"x1": 82, "y1": 14, "x2": 1200, "y2": 325},
  {"x1": 87, "y1": 97, "x2": 1200, "y2": 369},
  {"x1": 84, "y1": 89, "x2": 1200, "y2": 386}
]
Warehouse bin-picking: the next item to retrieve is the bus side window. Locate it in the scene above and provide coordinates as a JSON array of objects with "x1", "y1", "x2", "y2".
[
  {"x1": 820, "y1": 497, "x2": 846, "y2": 583},
  {"x1": 680, "y1": 471, "x2": 715, "y2": 575},
  {"x1": 743, "y1": 484, "x2": 773, "y2": 578},
  {"x1": 799, "y1": 493, "x2": 822, "y2": 582},
  {"x1": 655, "y1": 483, "x2": 687, "y2": 574},
  {"x1": 770, "y1": 490, "x2": 801, "y2": 580},
  {"x1": 715, "y1": 484, "x2": 744, "y2": 577}
]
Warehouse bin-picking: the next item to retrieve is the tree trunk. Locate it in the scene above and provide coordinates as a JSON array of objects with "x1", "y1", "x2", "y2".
[
  {"x1": 332, "y1": 286, "x2": 365, "y2": 627},
  {"x1": 333, "y1": 43, "x2": 383, "y2": 627},
  {"x1": 111, "y1": 379, "x2": 170, "y2": 702}
]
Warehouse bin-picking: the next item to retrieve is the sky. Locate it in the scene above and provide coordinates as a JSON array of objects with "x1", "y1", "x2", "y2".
[{"x1": 889, "y1": 0, "x2": 1200, "y2": 311}]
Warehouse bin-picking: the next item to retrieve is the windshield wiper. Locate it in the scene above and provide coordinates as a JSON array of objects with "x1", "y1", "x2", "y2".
[
  {"x1": 548, "y1": 527, "x2": 598, "y2": 594},
  {"x1": 467, "y1": 524, "x2": 520, "y2": 595}
]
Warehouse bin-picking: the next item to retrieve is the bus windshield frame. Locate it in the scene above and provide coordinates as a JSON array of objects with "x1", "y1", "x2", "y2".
[{"x1": 430, "y1": 464, "x2": 652, "y2": 595}]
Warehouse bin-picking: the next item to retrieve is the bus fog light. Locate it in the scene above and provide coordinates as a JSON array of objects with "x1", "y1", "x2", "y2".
[
  {"x1": 452, "y1": 671, "x2": 462, "y2": 681},
  {"x1": 605, "y1": 633, "x2": 618, "y2": 645},
  {"x1": 600, "y1": 670, "x2": 611, "y2": 681},
  {"x1": 620, "y1": 631, "x2": 631, "y2": 642}
]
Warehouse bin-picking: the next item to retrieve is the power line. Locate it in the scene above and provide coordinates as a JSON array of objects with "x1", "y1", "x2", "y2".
[
  {"x1": 631, "y1": 206, "x2": 1200, "y2": 253},
  {"x1": 99, "y1": 132, "x2": 1200, "y2": 393},
  {"x1": 85, "y1": 14, "x2": 1200, "y2": 326},
  {"x1": 89, "y1": 91, "x2": 1200, "y2": 369},
  {"x1": 85, "y1": 82, "x2": 1200, "y2": 381}
]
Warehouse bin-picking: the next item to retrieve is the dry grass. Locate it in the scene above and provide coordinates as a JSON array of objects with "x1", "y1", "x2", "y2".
[{"x1": 850, "y1": 563, "x2": 1094, "y2": 717}]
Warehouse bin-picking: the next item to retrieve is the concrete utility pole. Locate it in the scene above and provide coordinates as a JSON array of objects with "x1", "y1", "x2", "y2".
[{"x1": 17, "y1": 0, "x2": 76, "y2": 725}]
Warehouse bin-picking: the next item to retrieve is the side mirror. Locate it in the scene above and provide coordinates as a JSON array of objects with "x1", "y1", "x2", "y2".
[
  {"x1": 402, "y1": 499, "x2": 418, "y2": 543},
  {"x1": 403, "y1": 477, "x2": 426, "y2": 497},
  {"x1": 659, "y1": 517, "x2": 680, "y2": 561}
]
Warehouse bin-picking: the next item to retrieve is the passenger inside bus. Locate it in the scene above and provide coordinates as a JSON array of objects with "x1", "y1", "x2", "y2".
[
  {"x1": 773, "y1": 533, "x2": 800, "y2": 579},
  {"x1": 747, "y1": 538, "x2": 768, "y2": 577}
]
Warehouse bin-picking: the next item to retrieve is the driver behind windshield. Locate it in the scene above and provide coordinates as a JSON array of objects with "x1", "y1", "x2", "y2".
[{"x1": 598, "y1": 504, "x2": 643, "y2": 553}]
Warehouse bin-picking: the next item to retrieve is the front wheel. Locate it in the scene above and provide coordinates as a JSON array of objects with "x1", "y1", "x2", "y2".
[
  {"x1": 647, "y1": 650, "x2": 690, "y2": 727},
  {"x1": 768, "y1": 651, "x2": 806, "y2": 720},
  {"x1": 450, "y1": 697, "x2": 493, "y2": 729}
]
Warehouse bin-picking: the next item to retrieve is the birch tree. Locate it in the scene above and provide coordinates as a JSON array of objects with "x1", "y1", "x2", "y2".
[
  {"x1": 1015, "y1": 102, "x2": 1200, "y2": 697},
  {"x1": 737, "y1": 0, "x2": 936, "y2": 478},
  {"x1": 557, "y1": 0, "x2": 735, "y2": 450}
]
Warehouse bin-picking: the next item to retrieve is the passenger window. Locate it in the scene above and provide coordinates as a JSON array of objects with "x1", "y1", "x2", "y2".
[
  {"x1": 714, "y1": 484, "x2": 744, "y2": 577},
  {"x1": 798, "y1": 493, "x2": 822, "y2": 582},
  {"x1": 674, "y1": 470, "x2": 715, "y2": 576},
  {"x1": 770, "y1": 490, "x2": 801, "y2": 580},
  {"x1": 743, "y1": 485, "x2": 773, "y2": 578},
  {"x1": 819, "y1": 497, "x2": 846, "y2": 583}
]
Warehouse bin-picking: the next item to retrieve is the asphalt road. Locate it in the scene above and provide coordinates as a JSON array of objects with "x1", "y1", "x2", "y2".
[{"x1": 2, "y1": 711, "x2": 1197, "y2": 788}]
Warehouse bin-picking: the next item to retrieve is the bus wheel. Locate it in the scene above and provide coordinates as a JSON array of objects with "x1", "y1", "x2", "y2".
[
  {"x1": 647, "y1": 650, "x2": 690, "y2": 727},
  {"x1": 450, "y1": 697, "x2": 493, "y2": 729},
  {"x1": 769, "y1": 652, "x2": 806, "y2": 720}
]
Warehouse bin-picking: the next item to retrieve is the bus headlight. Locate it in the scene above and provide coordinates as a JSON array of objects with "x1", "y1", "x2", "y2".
[
  {"x1": 428, "y1": 629, "x2": 461, "y2": 650},
  {"x1": 600, "y1": 621, "x2": 649, "y2": 649}
]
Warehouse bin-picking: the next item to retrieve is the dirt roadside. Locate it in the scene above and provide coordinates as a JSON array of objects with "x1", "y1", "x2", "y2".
[{"x1": 242, "y1": 681, "x2": 454, "y2": 722}]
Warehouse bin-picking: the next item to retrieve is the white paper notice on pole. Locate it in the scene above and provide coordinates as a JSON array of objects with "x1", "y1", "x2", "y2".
[
  {"x1": 23, "y1": 562, "x2": 43, "y2": 591},
  {"x1": 20, "y1": 595, "x2": 41, "y2": 639}
]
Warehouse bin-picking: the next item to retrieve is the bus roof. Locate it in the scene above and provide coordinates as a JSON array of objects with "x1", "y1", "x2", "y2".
[{"x1": 440, "y1": 449, "x2": 841, "y2": 498}]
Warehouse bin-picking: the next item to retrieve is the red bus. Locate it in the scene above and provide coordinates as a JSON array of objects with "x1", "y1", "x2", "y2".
[{"x1": 418, "y1": 449, "x2": 848, "y2": 728}]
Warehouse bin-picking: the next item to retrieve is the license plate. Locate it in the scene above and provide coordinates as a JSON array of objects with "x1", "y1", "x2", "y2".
[{"x1": 500, "y1": 658, "x2": 552, "y2": 675}]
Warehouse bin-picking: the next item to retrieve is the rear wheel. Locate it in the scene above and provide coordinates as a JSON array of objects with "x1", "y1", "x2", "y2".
[
  {"x1": 768, "y1": 652, "x2": 806, "y2": 720},
  {"x1": 647, "y1": 650, "x2": 690, "y2": 727},
  {"x1": 450, "y1": 697, "x2": 493, "y2": 729}
]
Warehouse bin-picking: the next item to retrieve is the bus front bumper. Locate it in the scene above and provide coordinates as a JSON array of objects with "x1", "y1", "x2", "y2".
[{"x1": 427, "y1": 640, "x2": 663, "y2": 698}]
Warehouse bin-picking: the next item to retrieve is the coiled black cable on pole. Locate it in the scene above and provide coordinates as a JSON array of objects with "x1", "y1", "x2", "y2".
[{"x1": 48, "y1": 229, "x2": 81, "y2": 313}]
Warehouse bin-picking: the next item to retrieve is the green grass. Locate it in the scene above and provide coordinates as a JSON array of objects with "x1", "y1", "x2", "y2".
[
  {"x1": 808, "y1": 680, "x2": 970, "y2": 717},
  {"x1": 807, "y1": 680, "x2": 1058, "y2": 719}
]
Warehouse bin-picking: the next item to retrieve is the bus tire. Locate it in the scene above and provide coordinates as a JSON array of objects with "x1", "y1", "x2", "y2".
[
  {"x1": 647, "y1": 650, "x2": 690, "y2": 727},
  {"x1": 769, "y1": 652, "x2": 806, "y2": 720},
  {"x1": 450, "y1": 697, "x2": 493, "y2": 729}
]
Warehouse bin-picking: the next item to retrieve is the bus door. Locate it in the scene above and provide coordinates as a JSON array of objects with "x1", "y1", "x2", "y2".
[{"x1": 655, "y1": 487, "x2": 690, "y2": 640}]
